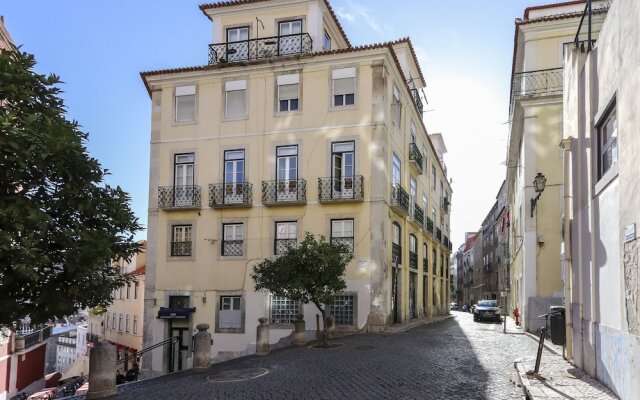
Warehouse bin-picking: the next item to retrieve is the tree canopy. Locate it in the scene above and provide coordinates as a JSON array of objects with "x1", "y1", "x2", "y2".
[
  {"x1": 251, "y1": 232, "x2": 353, "y2": 343},
  {"x1": 0, "y1": 48, "x2": 141, "y2": 327}
]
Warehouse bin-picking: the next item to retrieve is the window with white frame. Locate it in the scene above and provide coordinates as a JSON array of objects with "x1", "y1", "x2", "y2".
[
  {"x1": 133, "y1": 315, "x2": 138, "y2": 334},
  {"x1": 222, "y1": 223, "x2": 243, "y2": 256},
  {"x1": 331, "y1": 141, "x2": 355, "y2": 197},
  {"x1": 329, "y1": 294, "x2": 355, "y2": 326},
  {"x1": 111, "y1": 314, "x2": 116, "y2": 330},
  {"x1": 332, "y1": 67, "x2": 356, "y2": 107},
  {"x1": 331, "y1": 219, "x2": 354, "y2": 253},
  {"x1": 225, "y1": 80, "x2": 247, "y2": 118},
  {"x1": 271, "y1": 296, "x2": 299, "y2": 325},
  {"x1": 277, "y1": 74, "x2": 299, "y2": 112},
  {"x1": 392, "y1": 153, "x2": 401, "y2": 186},
  {"x1": 175, "y1": 85, "x2": 196, "y2": 123},
  {"x1": 597, "y1": 100, "x2": 617, "y2": 179},
  {"x1": 275, "y1": 221, "x2": 297, "y2": 255},
  {"x1": 134, "y1": 283, "x2": 139, "y2": 299},
  {"x1": 323, "y1": 31, "x2": 331, "y2": 50},
  {"x1": 126, "y1": 284, "x2": 130, "y2": 299},
  {"x1": 432, "y1": 166, "x2": 436, "y2": 190},
  {"x1": 125, "y1": 314, "x2": 130, "y2": 332},
  {"x1": 218, "y1": 295, "x2": 242, "y2": 330},
  {"x1": 392, "y1": 85, "x2": 401, "y2": 127},
  {"x1": 226, "y1": 26, "x2": 249, "y2": 61},
  {"x1": 171, "y1": 225, "x2": 192, "y2": 257},
  {"x1": 105, "y1": 313, "x2": 110, "y2": 329},
  {"x1": 118, "y1": 314, "x2": 123, "y2": 331}
]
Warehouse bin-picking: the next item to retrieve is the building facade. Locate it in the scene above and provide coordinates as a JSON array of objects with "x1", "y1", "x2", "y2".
[
  {"x1": 481, "y1": 200, "x2": 499, "y2": 300},
  {"x1": 505, "y1": 1, "x2": 607, "y2": 332},
  {"x1": 141, "y1": 0, "x2": 452, "y2": 373},
  {"x1": 461, "y1": 232, "x2": 478, "y2": 305},
  {"x1": 562, "y1": 0, "x2": 639, "y2": 398}
]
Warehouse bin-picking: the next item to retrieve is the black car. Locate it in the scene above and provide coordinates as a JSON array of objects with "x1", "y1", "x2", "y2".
[{"x1": 473, "y1": 300, "x2": 501, "y2": 322}]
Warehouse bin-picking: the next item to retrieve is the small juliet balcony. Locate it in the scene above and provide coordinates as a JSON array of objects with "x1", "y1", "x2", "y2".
[
  {"x1": 158, "y1": 186, "x2": 202, "y2": 210},
  {"x1": 412, "y1": 203, "x2": 424, "y2": 228},
  {"x1": 441, "y1": 196, "x2": 450, "y2": 214},
  {"x1": 410, "y1": 88, "x2": 424, "y2": 115},
  {"x1": 208, "y1": 33, "x2": 313, "y2": 64},
  {"x1": 262, "y1": 179, "x2": 307, "y2": 206},
  {"x1": 331, "y1": 237, "x2": 354, "y2": 253},
  {"x1": 443, "y1": 235, "x2": 450, "y2": 251},
  {"x1": 435, "y1": 227, "x2": 442, "y2": 243},
  {"x1": 425, "y1": 217, "x2": 434, "y2": 235},
  {"x1": 318, "y1": 176, "x2": 364, "y2": 203},
  {"x1": 409, "y1": 251, "x2": 418, "y2": 269},
  {"x1": 209, "y1": 182, "x2": 253, "y2": 208},
  {"x1": 222, "y1": 240, "x2": 244, "y2": 257},
  {"x1": 171, "y1": 241, "x2": 192, "y2": 257},
  {"x1": 392, "y1": 243, "x2": 402, "y2": 265},
  {"x1": 408, "y1": 143, "x2": 424, "y2": 174},
  {"x1": 274, "y1": 238, "x2": 297, "y2": 255},
  {"x1": 512, "y1": 68, "x2": 563, "y2": 98},
  {"x1": 390, "y1": 184, "x2": 410, "y2": 217}
]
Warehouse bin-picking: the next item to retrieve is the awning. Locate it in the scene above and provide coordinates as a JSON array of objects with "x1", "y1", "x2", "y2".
[{"x1": 157, "y1": 307, "x2": 196, "y2": 320}]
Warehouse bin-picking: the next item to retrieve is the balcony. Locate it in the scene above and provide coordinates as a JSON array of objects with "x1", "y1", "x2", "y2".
[
  {"x1": 441, "y1": 196, "x2": 450, "y2": 214},
  {"x1": 392, "y1": 243, "x2": 402, "y2": 265},
  {"x1": 412, "y1": 204, "x2": 424, "y2": 227},
  {"x1": 409, "y1": 252, "x2": 418, "y2": 269},
  {"x1": 443, "y1": 235, "x2": 450, "y2": 250},
  {"x1": 208, "y1": 33, "x2": 313, "y2": 64},
  {"x1": 408, "y1": 143, "x2": 424, "y2": 174},
  {"x1": 86, "y1": 333, "x2": 100, "y2": 344},
  {"x1": 410, "y1": 88, "x2": 424, "y2": 115},
  {"x1": 331, "y1": 237, "x2": 354, "y2": 253},
  {"x1": 222, "y1": 240, "x2": 243, "y2": 256},
  {"x1": 512, "y1": 68, "x2": 563, "y2": 99},
  {"x1": 16, "y1": 326, "x2": 52, "y2": 351},
  {"x1": 435, "y1": 227, "x2": 442, "y2": 242},
  {"x1": 158, "y1": 186, "x2": 202, "y2": 210},
  {"x1": 262, "y1": 179, "x2": 307, "y2": 206},
  {"x1": 390, "y1": 184, "x2": 410, "y2": 216},
  {"x1": 318, "y1": 176, "x2": 364, "y2": 203},
  {"x1": 171, "y1": 241, "x2": 192, "y2": 257},
  {"x1": 209, "y1": 182, "x2": 252, "y2": 208},
  {"x1": 274, "y1": 238, "x2": 297, "y2": 255},
  {"x1": 425, "y1": 217, "x2": 434, "y2": 235}
]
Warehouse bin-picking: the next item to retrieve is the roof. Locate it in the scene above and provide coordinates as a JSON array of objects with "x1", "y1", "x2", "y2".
[
  {"x1": 463, "y1": 233, "x2": 478, "y2": 252},
  {"x1": 198, "y1": 0, "x2": 351, "y2": 47},
  {"x1": 130, "y1": 265, "x2": 146, "y2": 276}
]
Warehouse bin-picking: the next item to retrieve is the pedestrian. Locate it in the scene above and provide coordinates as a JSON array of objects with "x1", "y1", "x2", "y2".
[
  {"x1": 116, "y1": 369, "x2": 125, "y2": 385},
  {"x1": 125, "y1": 362, "x2": 139, "y2": 382}
]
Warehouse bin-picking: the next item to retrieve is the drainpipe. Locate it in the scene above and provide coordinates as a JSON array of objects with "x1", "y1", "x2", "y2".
[{"x1": 559, "y1": 137, "x2": 574, "y2": 360}]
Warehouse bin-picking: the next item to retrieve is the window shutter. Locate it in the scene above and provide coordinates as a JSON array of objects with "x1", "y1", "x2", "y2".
[
  {"x1": 279, "y1": 84, "x2": 298, "y2": 101},
  {"x1": 176, "y1": 95, "x2": 196, "y2": 122},
  {"x1": 334, "y1": 78, "x2": 355, "y2": 95},
  {"x1": 226, "y1": 90, "x2": 246, "y2": 118}
]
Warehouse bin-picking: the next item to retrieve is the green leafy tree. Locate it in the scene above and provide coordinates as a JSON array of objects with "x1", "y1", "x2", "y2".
[
  {"x1": 251, "y1": 232, "x2": 353, "y2": 346},
  {"x1": 0, "y1": 48, "x2": 141, "y2": 327}
]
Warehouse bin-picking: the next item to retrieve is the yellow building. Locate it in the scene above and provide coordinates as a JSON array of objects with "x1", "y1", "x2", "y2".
[
  {"x1": 141, "y1": 0, "x2": 452, "y2": 373},
  {"x1": 505, "y1": 1, "x2": 606, "y2": 332}
]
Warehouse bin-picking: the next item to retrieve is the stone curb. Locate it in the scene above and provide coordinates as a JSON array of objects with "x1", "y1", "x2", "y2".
[
  {"x1": 514, "y1": 360, "x2": 535, "y2": 400},
  {"x1": 384, "y1": 315, "x2": 454, "y2": 334},
  {"x1": 523, "y1": 331, "x2": 563, "y2": 357}
]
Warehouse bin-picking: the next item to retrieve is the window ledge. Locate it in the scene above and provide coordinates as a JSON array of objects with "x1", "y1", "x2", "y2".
[
  {"x1": 223, "y1": 115, "x2": 249, "y2": 122},
  {"x1": 594, "y1": 162, "x2": 619, "y2": 196},
  {"x1": 274, "y1": 110, "x2": 302, "y2": 117},
  {"x1": 329, "y1": 104, "x2": 358, "y2": 112},
  {"x1": 215, "y1": 328, "x2": 244, "y2": 334},
  {"x1": 172, "y1": 120, "x2": 198, "y2": 127}
]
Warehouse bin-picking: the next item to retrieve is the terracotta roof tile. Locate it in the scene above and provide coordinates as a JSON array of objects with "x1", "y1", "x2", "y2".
[{"x1": 130, "y1": 265, "x2": 145, "y2": 276}]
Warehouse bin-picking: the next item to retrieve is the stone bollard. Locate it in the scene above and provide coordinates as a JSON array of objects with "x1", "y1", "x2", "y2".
[
  {"x1": 255, "y1": 317, "x2": 270, "y2": 356},
  {"x1": 86, "y1": 341, "x2": 117, "y2": 399},
  {"x1": 193, "y1": 323, "x2": 212, "y2": 369},
  {"x1": 325, "y1": 315, "x2": 335, "y2": 339},
  {"x1": 293, "y1": 314, "x2": 306, "y2": 346}
]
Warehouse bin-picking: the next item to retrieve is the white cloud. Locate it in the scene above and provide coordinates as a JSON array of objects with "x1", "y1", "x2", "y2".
[{"x1": 335, "y1": 7, "x2": 355, "y2": 23}]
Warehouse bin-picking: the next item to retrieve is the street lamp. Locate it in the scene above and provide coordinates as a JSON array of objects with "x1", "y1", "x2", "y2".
[{"x1": 530, "y1": 172, "x2": 547, "y2": 217}]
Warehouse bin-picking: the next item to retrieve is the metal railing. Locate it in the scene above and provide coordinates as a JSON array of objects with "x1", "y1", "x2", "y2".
[
  {"x1": 158, "y1": 186, "x2": 202, "y2": 209},
  {"x1": 409, "y1": 252, "x2": 418, "y2": 269},
  {"x1": 170, "y1": 241, "x2": 192, "y2": 257},
  {"x1": 512, "y1": 68, "x2": 563, "y2": 98},
  {"x1": 392, "y1": 243, "x2": 402, "y2": 265},
  {"x1": 426, "y1": 217, "x2": 434, "y2": 234},
  {"x1": 413, "y1": 204, "x2": 424, "y2": 226},
  {"x1": 318, "y1": 176, "x2": 364, "y2": 202},
  {"x1": 331, "y1": 237, "x2": 354, "y2": 253},
  {"x1": 222, "y1": 240, "x2": 243, "y2": 256},
  {"x1": 408, "y1": 143, "x2": 423, "y2": 174},
  {"x1": 441, "y1": 197, "x2": 449, "y2": 213},
  {"x1": 274, "y1": 238, "x2": 297, "y2": 255},
  {"x1": 116, "y1": 336, "x2": 180, "y2": 374},
  {"x1": 410, "y1": 88, "x2": 424, "y2": 115},
  {"x1": 209, "y1": 33, "x2": 313, "y2": 64},
  {"x1": 262, "y1": 179, "x2": 307, "y2": 205},
  {"x1": 435, "y1": 227, "x2": 442, "y2": 242},
  {"x1": 209, "y1": 182, "x2": 252, "y2": 208},
  {"x1": 391, "y1": 184, "x2": 410, "y2": 216}
]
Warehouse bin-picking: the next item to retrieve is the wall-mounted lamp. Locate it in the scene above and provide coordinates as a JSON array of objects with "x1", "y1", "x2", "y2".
[{"x1": 530, "y1": 172, "x2": 547, "y2": 217}]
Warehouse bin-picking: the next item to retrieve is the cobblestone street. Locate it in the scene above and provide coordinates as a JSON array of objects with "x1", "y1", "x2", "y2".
[{"x1": 112, "y1": 312, "x2": 542, "y2": 399}]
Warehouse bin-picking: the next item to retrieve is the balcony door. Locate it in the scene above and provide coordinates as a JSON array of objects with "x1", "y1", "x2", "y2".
[
  {"x1": 226, "y1": 26, "x2": 249, "y2": 61},
  {"x1": 278, "y1": 20, "x2": 302, "y2": 56},
  {"x1": 331, "y1": 141, "x2": 354, "y2": 199},
  {"x1": 276, "y1": 146, "x2": 298, "y2": 201},
  {"x1": 224, "y1": 150, "x2": 245, "y2": 204},
  {"x1": 174, "y1": 154, "x2": 194, "y2": 206}
]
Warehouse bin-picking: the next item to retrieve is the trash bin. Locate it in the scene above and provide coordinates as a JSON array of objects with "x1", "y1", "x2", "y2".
[{"x1": 549, "y1": 305, "x2": 566, "y2": 345}]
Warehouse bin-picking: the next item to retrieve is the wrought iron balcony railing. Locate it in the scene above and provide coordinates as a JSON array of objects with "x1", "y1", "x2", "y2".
[
  {"x1": 158, "y1": 186, "x2": 202, "y2": 209},
  {"x1": 171, "y1": 241, "x2": 192, "y2": 257},
  {"x1": 208, "y1": 33, "x2": 313, "y2": 64},
  {"x1": 392, "y1": 243, "x2": 402, "y2": 265},
  {"x1": 209, "y1": 182, "x2": 252, "y2": 208},
  {"x1": 408, "y1": 143, "x2": 424, "y2": 174},
  {"x1": 331, "y1": 237, "x2": 354, "y2": 253},
  {"x1": 411, "y1": 88, "x2": 424, "y2": 115},
  {"x1": 512, "y1": 68, "x2": 563, "y2": 99},
  {"x1": 423, "y1": 257, "x2": 428, "y2": 273},
  {"x1": 318, "y1": 176, "x2": 364, "y2": 203},
  {"x1": 391, "y1": 184, "x2": 410, "y2": 216},
  {"x1": 443, "y1": 236, "x2": 450, "y2": 250},
  {"x1": 262, "y1": 179, "x2": 306, "y2": 206},
  {"x1": 409, "y1": 252, "x2": 418, "y2": 269},
  {"x1": 435, "y1": 227, "x2": 442, "y2": 242},
  {"x1": 413, "y1": 204, "x2": 424, "y2": 226},
  {"x1": 222, "y1": 240, "x2": 244, "y2": 256},
  {"x1": 426, "y1": 217, "x2": 434, "y2": 234},
  {"x1": 441, "y1": 197, "x2": 450, "y2": 214},
  {"x1": 274, "y1": 238, "x2": 297, "y2": 255}
]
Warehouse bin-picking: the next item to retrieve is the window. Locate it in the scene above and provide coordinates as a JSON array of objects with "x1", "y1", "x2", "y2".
[
  {"x1": 277, "y1": 74, "x2": 299, "y2": 112},
  {"x1": 271, "y1": 296, "x2": 299, "y2": 324},
  {"x1": 332, "y1": 67, "x2": 356, "y2": 107},
  {"x1": 329, "y1": 294, "x2": 355, "y2": 326},
  {"x1": 173, "y1": 153, "x2": 195, "y2": 206},
  {"x1": 597, "y1": 101, "x2": 617, "y2": 179},
  {"x1": 440, "y1": 254, "x2": 444, "y2": 277},
  {"x1": 323, "y1": 31, "x2": 331, "y2": 50},
  {"x1": 410, "y1": 177, "x2": 417, "y2": 202},
  {"x1": 119, "y1": 287, "x2": 123, "y2": 300},
  {"x1": 118, "y1": 314, "x2": 123, "y2": 331},
  {"x1": 126, "y1": 284, "x2": 130, "y2": 299},
  {"x1": 134, "y1": 283, "x2": 139, "y2": 299},
  {"x1": 432, "y1": 249, "x2": 437, "y2": 276},
  {"x1": 392, "y1": 85, "x2": 401, "y2": 127},
  {"x1": 423, "y1": 243, "x2": 428, "y2": 273},
  {"x1": 226, "y1": 27, "x2": 249, "y2": 61},
  {"x1": 331, "y1": 219, "x2": 354, "y2": 252},
  {"x1": 410, "y1": 122, "x2": 416, "y2": 143},
  {"x1": 392, "y1": 222, "x2": 401, "y2": 264},
  {"x1": 171, "y1": 225, "x2": 192, "y2": 256},
  {"x1": 224, "y1": 150, "x2": 245, "y2": 204},
  {"x1": 409, "y1": 234, "x2": 417, "y2": 269},
  {"x1": 174, "y1": 85, "x2": 196, "y2": 123},
  {"x1": 222, "y1": 223, "x2": 243, "y2": 256},
  {"x1": 125, "y1": 315, "x2": 130, "y2": 332},
  {"x1": 392, "y1": 153, "x2": 401, "y2": 186},
  {"x1": 432, "y1": 166, "x2": 436, "y2": 190},
  {"x1": 106, "y1": 313, "x2": 110, "y2": 329},
  {"x1": 278, "y1": 20, "x2": 302, "y2": 55},
  {"x1": 276, "y1": 145, "x2": 299, "y2": 201},
  {"x1": 422, "y1": 194, "x2": 428, "y2": 214},
  {"x1": 219, "y1": 295, "x2": 242, "y2": 329},
  {"x1": 169, "y1": 295, "x2": 189, "y2": 308},
  {"x1": 331, "y1": 141, "x2": 355, "y2": 198},
  {"x1": 133, "y1": 316, "x2": 138, "y2": 334},
  {"x1": 111, "y1": 314, "x2": 116, "y2": 330},
  {"x1": 275, "y1": 221, "x2": 297, "y2": 255},
  {"x1": 225, "y1": 80, "x2": 247, "y2": 118}
]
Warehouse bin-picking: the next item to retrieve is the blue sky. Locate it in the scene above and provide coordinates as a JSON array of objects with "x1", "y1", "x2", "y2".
[{"x1": 3, "y1": 0, "x2": 556, "y2": 247}]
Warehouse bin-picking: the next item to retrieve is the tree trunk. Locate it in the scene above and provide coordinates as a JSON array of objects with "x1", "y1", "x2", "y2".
[{"x1": 320, "y1": 308, "x2": 328, "y2": 347}]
